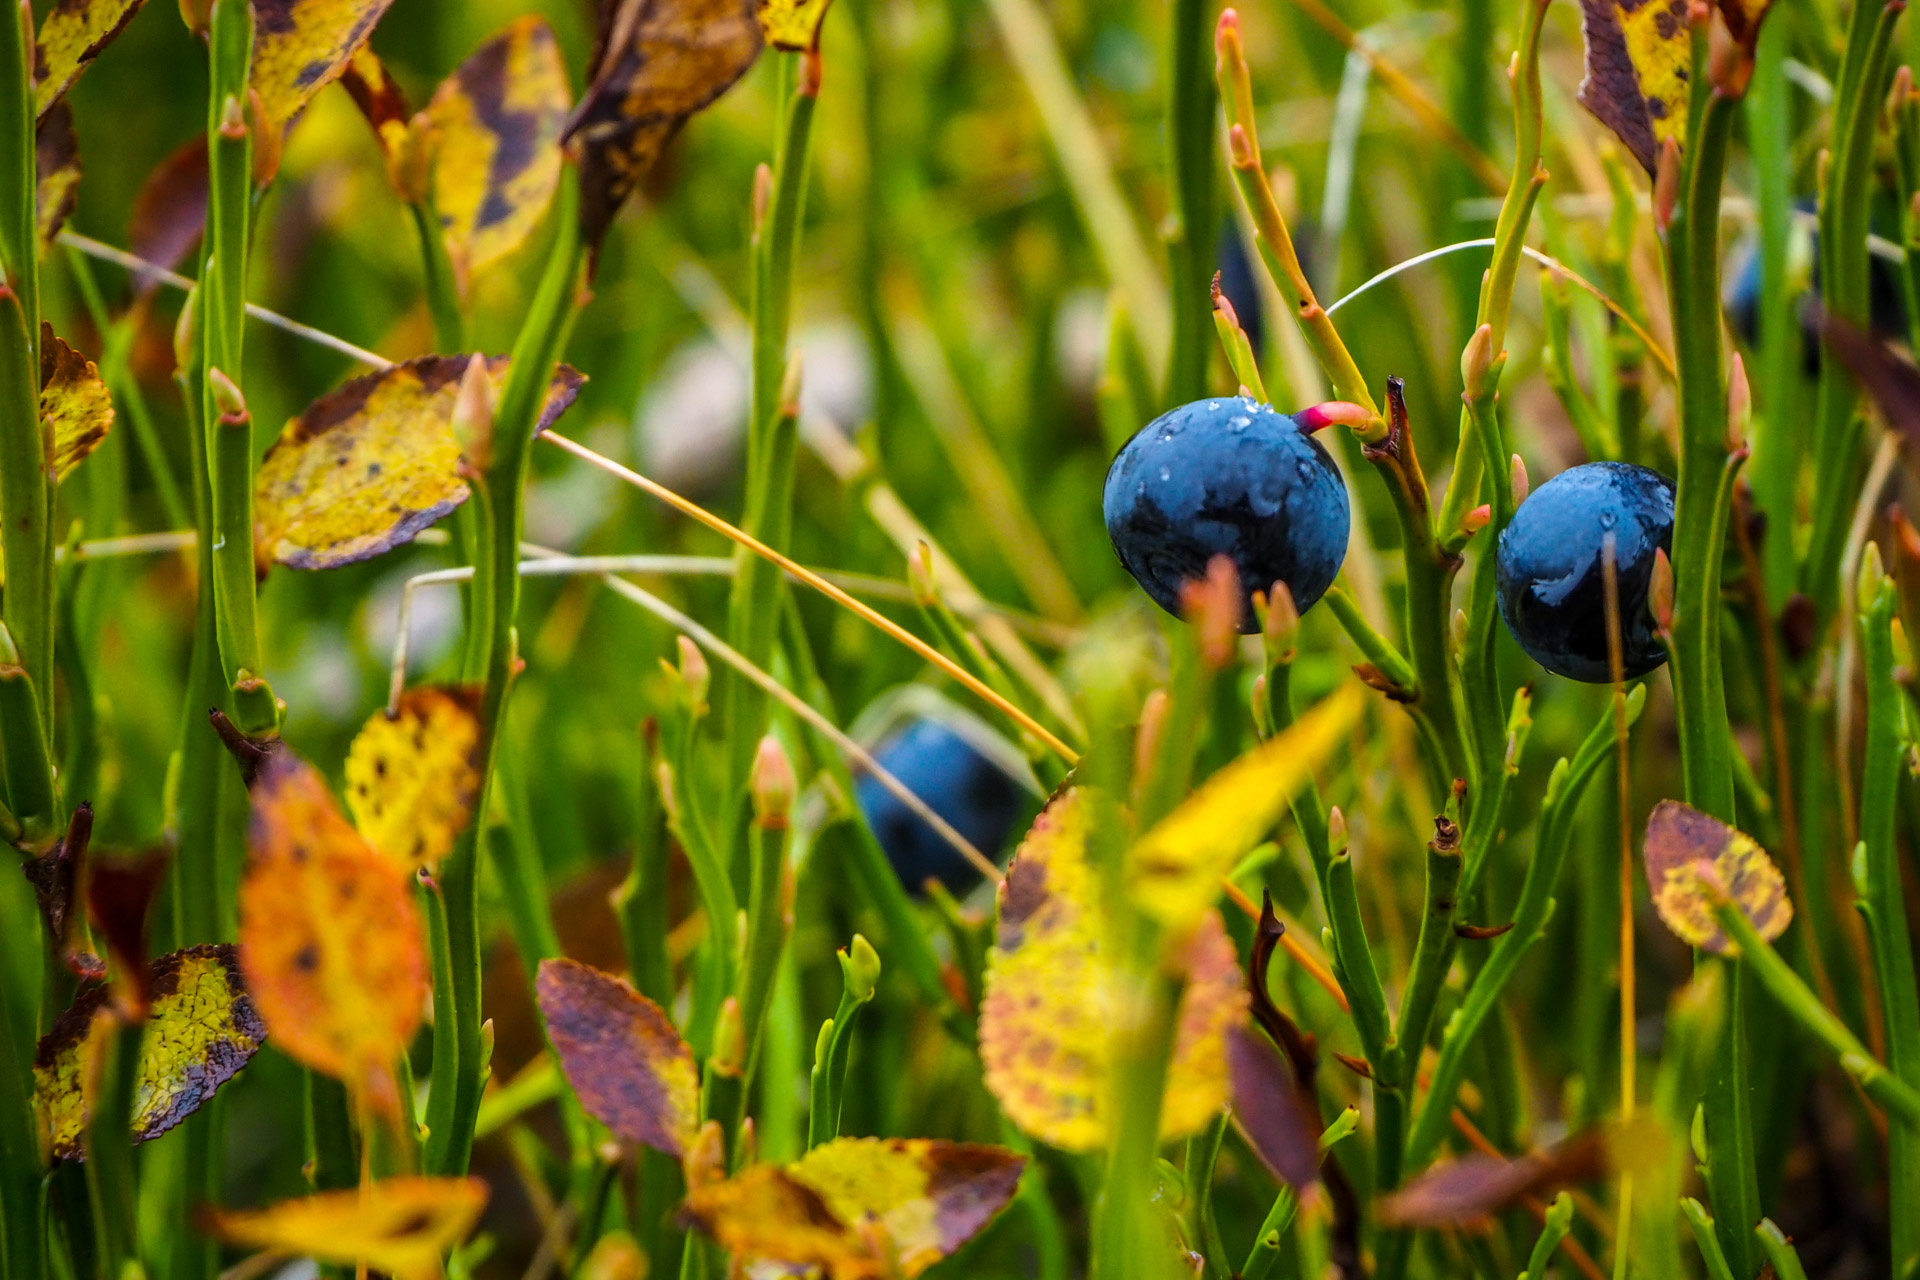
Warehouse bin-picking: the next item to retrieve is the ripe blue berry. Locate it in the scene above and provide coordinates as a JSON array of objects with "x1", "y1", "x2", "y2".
[
  {"x1": 1495, "y1": 461, "x2": 1675, "y2": 682},
  {"x1": 855, "y1": 719, "x2": 1029, "y2": 895},
  {"x1": 1103, "y1": 397, "x2": 1350, "y2": 631}
]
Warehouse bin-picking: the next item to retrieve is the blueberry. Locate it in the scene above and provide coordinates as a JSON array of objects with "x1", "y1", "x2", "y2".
[
  {"x1": 1724, "y1": 200, "x2": 1907, "y2": 371},
  {"x1": 854, "y1": 719, "x2": 1028, "y2": 896},
  {"x1": 1103, "y1": 397, "x2": 1350, "y2": 631},
  {"x1": 1495, "y1": 461, "x2": 1675, "y2": 682}
]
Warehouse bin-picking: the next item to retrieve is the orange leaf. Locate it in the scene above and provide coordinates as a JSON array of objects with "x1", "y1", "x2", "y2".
[
  {"x1": 564, "y1": 0, "x2": 762, "y2": 254},
  {"x1": 39, "y1": 325, "x2": 112, "y2": 482},
  {"x1": 252, "y1": 353, "x2": 583, "y2": 572},
  {"x1": 344, "y1": 686, "x2": 484, "y2": 870},
  {"x1": 536, "y1": 958, "x2": 700, "y2": 1157},
  {"x1": 682, "y1": 1137, "x2": 1025, "y2": 1278},
  {"x1": 422, "y1": 17, "x2": 571, "y2": 276},
  {"x1": 35, "y1": 104, "x2": 81, "y2": 254},
  {"x1": 240, "y1": 753, "x2": 428, "y2": 1111},
  {"x1": 33, "y1": 0, "x2": 148, "y2": 118},
  {"x1": 249, "y1": 0, "x2": 396, "y2": 142},
  {"x1": 978, "y1": 788, "x2": 1249, "y2": 1151},
  {"x1": 201, "y1": 1176, "x2": 487, "y2": 1280},
  {"x1": 34, "y1": 944, "x2": 266, "y2": 1160}
]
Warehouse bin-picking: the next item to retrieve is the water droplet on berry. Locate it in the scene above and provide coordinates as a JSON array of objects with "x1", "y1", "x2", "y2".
[
  {"x1": 1160, "y1": 467, "x2": 1171, "y2": 481},
  {"x1": 1230, "y1": 416, "x2": 1250, "y2": 432},
  {"x1": 1296, "y1": 460, "x2": 1316, "y2": 481},
  {"x1": 1208, "y1": 401, "x2": 1220, "y2": 411},
  {"x1": 1600, "y1": 510, "x2": 1616, "y2": 529}
]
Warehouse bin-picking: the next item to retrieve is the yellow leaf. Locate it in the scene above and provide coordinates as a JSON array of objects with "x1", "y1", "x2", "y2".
[
  {"x1": 1576, "y1": 1, "x2": 1774, "y2": 174},
  {"x1": 1642, "y1": 799, "x2": 1792, "y2": 955},
  {"x1": 565, "y1": 0, "x2": 762, "y2": 253},
  {"x1": 339, "y1": 47, "x2": 420, "y2": 198},
  {"x1": 250, "y1": 0, "x2": 396, "y2": 142},
  {"x1": 201, "y1": 1176, "x2": 487, "y2": 1280},
  {"x1": 682, "y1": 1137, "x2": 1025, "y2": 1279},
  {"x1": 979, "y1": 788, "x2": 1249, "y2": 1151},
  {"x1": 252, "y1": 353, "x2": 583, "y2": 572},
  {"x1": 34, "y1": 943, "x2": 266, "y2": 1161},
  {"x1": 536, "y1": 958, "x2": 701, "y2": 1158},
  {"x1": 344, "y1": 686, "x2": 484, "y2": 870},
  {"x1": 36, "y1": 105, "x2": 81, "y2": 254},
  {"x1": 1127, "y1": 684, "x2": 1361, "y2": 927},
  {"x1": 241, "y1": 753, "x2": 428, "y2": 1112},
  {"x1": 39, "y1": 325, "x2": 112, "y2": 483},
  {"x1": 33, "y1": 0, "x2": 147, "y2": 118},
  {"x1": 423, "y1": 17, "x2": 571, "y2": 276},
  {"x1": 756, "y1": 0, "x2": 833, "y2": 52}
]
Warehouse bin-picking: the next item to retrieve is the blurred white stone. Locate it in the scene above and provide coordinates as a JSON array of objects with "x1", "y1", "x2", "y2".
[{"x1": 1054, "y1": 288, "x2": 1108, "y2": 394}]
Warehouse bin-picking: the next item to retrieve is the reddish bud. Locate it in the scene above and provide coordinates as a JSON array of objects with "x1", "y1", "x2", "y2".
[
  {"x1": 1462, "y1": 504, "x2": 1492, "y2": 535},
  {"x1": 751, "y1": 736, "x2": 795, "y2": 829},
  {"x1": 1653, "y1": 138, "x2": 1682, "y2": 231},
  {"x1": 1649, "y1": 547, "x2": 1675, "y2": 634},
  {"x1": 1181, "y1": 554, "x2": 1243, "y2": 669},
  {"x1": 1295, "y1": 401, "x2": 1372, "y2": 433},
  {"x1": 1510, "y1": 454, "x2": 1529, "y2": 504}
]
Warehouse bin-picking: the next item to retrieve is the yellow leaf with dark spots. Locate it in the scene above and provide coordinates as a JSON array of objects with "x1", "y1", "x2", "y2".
[
  {"x1": 33, "y1": 0, "x2": 149, "y2": 118},
  {"x1": 1643, "y1": 799, "x2": 1792, "y2": 955},
  {"x1": 34, "y1": 943, "x2": 266, "y2": 1161},
  {"x1": 1576, "y1": 0, "x2": 1775, "y2": 174},
  {"x1": 200, "y1": 1177, "x2": 487, "y2": 1280},
  {"x1": 565, "y1": 0, "x2": 761, "y2": 253},
  {"x1": 1127, "y1": 684, "x2": 1361, "y2": 927},
  {"x1": 40, "y1": 325, "x2": 112, "y2": 482},
  {"x1": 35, "y1": 104, "x2": 81, "y2": 254},
  {"x1": 345, "y1": 686, "x2": 484, "y2": 870},
  {"x1": 757, "y1": 0, "x2": 833, "y2": 52},
  {"x1": 423, "y1": 17, "x2": 570, "y2": 276},
  {"x1": 537, "y1": 958, "x2": 700, "y2": 1158},
  {"x1": 681, "y1": 1137, "x2": 1025, "y2": 1278},
  {"x1": 979, "y1": 788, "x2": 1248, "y2": 1151},
  {"x1": 252, "y1": 353, "x2": 583, "y2": 572},
  {"x1": 241, "y1": 752, "x2": 428, "y2": 1113},
  {"x1": 250, "y1": 0, "x2": 396, "y2": 141}
]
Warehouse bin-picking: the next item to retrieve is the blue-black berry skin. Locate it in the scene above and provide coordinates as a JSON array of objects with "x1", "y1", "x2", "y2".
[
  {"x1": 854, "y1": 719, "x2": 1027, "y2": 896},
  {"x1": 1103, "y1": 397, "x2": 1350, "y2": 631},
  {"x1": 1496, "y1": 461, "x2": 1675, "y2": 682}
]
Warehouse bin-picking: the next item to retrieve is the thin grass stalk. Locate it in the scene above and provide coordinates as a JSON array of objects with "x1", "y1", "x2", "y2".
[
  {"x1": 201, "y1": 0, "x2": 275, "y2": 735},
  {"x1": 427, "y1": 177, "x2": 584, "y2": 1179},
  {"x1": 84, "y1": 1016, "x2": 144, "y2": 1277},
  {"x1": 1165, "y1": 0, "x2": 1216, "y2": 403},
  {"x1": 1856, "y1": 548, "x2": 1920, "y2": 1275}
]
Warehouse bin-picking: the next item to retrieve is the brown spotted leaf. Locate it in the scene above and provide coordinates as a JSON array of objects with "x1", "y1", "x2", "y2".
[
  {"x1": 240, "y1": 752, "x2": 427, "y2": 1113},
  {"x1": 129, "y1": 138, "x2": 210, "y2": 279},
  {"x1": 344, "y1": 686, "x2": 483, "y2": 870},
  {"x1": 979, "y1": 788, "x2": 1249, "y2": 1151},
  {"x1": 1643, "y1": 799, "x2": 1792, "y2": 955},
  {"x1": 422, "y1": 17, "x2": 571, "y2": 277},
  {"x1": 564, "y1": 0, "x2": 762, "y2": 255},
  {"x1": 757, "y1": 0, "x2": 833, "y2": 52},
  {"x1": 34, "y1": 943, "x2": 266, "y2": 1161},
  {"x1": 33, "y1": 0, "x2": 150, "y2": 118},
  {"x1": 537, "y1": 958, "x2": 700, "y2": 1158},
  {"x1": 35, "y1": 103, "x2": 81, "y2": 254},
  {"x1": 249, "y1": 0, "x2": 396, "y2": 142},
  {"x1": 682, "y1": 1137, "x2": 1026, "y2": 1279},
  {"x1": 40, "y1": 325, "x2": 113, "y2": 482},
  {"x1": 201, "y1": 1177, "x2": 487, "y2": 1280},
  {"x1": 252, "y1": 353, "x2": 582, "y2": 572}
]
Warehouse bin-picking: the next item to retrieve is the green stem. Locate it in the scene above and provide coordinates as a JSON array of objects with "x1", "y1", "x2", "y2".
[
  {"x1": 1858, "y1": 556, "x2": 1920, "y2": 1274},
  {"x1": 0, "y1": 0, "x2": 49, "y2": 768},
  {"x1": 725, "y1": 54, "x2": 817, "y2": 808},
  {"x1": 409, "y1": 200, "x2": 467, "y2": 353},
  {"x1": 201, "y1": 0, "x2": 275, "y2": 736},
  {"x1": 1803, "y1": 2, "x2": 1903, "y2": 630},
  {"x1": 1746, "y1": 19, "x2": 1801, "y2": 608},
  {"x1": 1662, "y1": 54, "x2": 1757, "y2": 1270},
  {"x1": 1091, "y1": 960, "x2": 1183, "y2": 1280},
  {"x1": 1405, "y1": 689, "x2": 1644, "y2": 1170},
  {"x1": 1164, "y1": 0, "x2": 1216, "y2": 404},
  {"x1": 428, "y1": 177, "x2": 584, "y2": 1179},
  {"x1": 1715, "y1": 900, "x2": 1920, "y2": 1128},
  {"x1": 85, "y1": 1017, "x2": 143, "y2": 1278}
]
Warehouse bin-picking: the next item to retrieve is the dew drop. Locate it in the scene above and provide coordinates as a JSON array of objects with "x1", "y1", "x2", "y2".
[
  {"x1": 1230, "y1": 416, "x2": 1250, "y2": 432},
  {"x1": 1296, "y1": 459, "x2": 1316, "y2": 481},
  {"x1": 1599, "y1": 510, "x2": 1617, "y2": 529},
  {"x1": 1160, "y1": 467, "x2": 1171, "y2": 482},
  {"x1": 1208, "y1": 401, "x2": 1220, "y2": 411}
]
